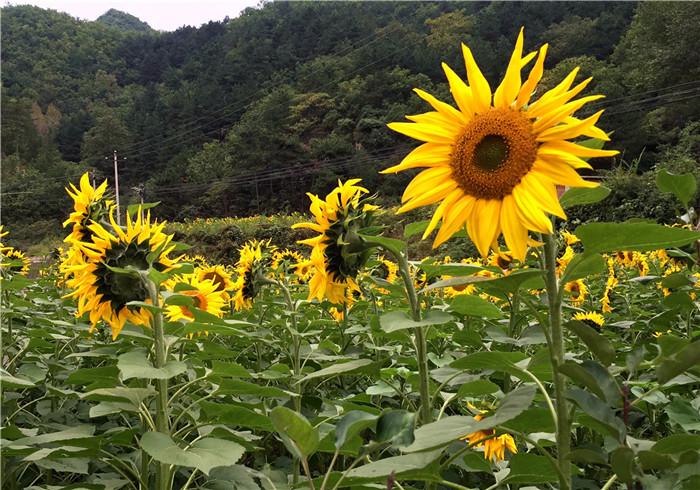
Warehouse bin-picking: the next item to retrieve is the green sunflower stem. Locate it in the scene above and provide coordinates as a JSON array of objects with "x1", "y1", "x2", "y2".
[
  {"x1": 393, "y1": 250, "x2": 432, "y2": 425},
  {"x1": 543, "y1": 232, "x2": 571, "y2": 490},
  {"x1": 146, "y1": 280, "x2": 170, "y2": 490}
]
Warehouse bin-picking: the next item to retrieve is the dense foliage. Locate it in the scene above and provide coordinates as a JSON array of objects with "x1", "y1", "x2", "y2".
[{"x1": 2, "y1": 2, "x2": 699, "y2": 248}]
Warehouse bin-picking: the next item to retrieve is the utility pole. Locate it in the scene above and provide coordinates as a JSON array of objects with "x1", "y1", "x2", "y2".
[{"x1": 106, "y1": 150, "x2": 126, "y2": 225}]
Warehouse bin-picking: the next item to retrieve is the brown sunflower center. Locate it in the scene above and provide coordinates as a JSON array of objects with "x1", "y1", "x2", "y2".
[
  {"x1": 202, "y1": 271, "x2": 226, "y2": 292},
  {"x1": 179, "y1": 291, "x2": 208, "y2": 318},
  {"x1": 451, "y1": 108, "x2": 538, "y2": 199}
]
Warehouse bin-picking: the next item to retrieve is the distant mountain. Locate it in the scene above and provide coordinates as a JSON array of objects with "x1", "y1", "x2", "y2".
[{"x1": 97, "y1": 9, "x2": 153, "y2": 32}]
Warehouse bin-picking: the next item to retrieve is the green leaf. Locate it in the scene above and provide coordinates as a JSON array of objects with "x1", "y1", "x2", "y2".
[
  {"x1": 501, "y1": 453, "x2": 559, "y2": 484},
  {"x1": 360, "y1": 234, "x2": 406, "y2": 256},
  {"x1": 215, "y1": 379, "x2": 292, "y2": 398},
  {"x1": 559, "y1": 253, "x2": 606, "y2": 284},
  {"x1": 127, "y1": 201, "x2": 161, "y2": 217},
  {"x1": 335, "y1": 411, "x2": 378, "y2": 450},
  {"x1": 456, "y1": 380, "x2": 500, "y2": 398},
  {"x1": 345, "y1": 449, "x2": 442, "y2": 480},
  {"x1": 297, "y1": 358, "x2": 376, "y2": 384},
  {"x1": 418, "y1": 262, "x2": 483, "y2": 279},
  {"x1": 117, "y1": 350, "x2": 187, "y2": 380},
  {"x1": 450, "y1": 351, "x2": 528, "y2": 377},
  {"x1": 448, "y1": 295, "x2": 504, "y2": 318},
  {"x1": 9, "y1": 425, "x2": 96, "y2": 447},
  {"x1": 81, "y1": 387, "x2": 156, "y2": 406},
  {"x1": 652, "y1": 434, "x2": 700, "y2": 454},
  {"x1": 665, "y1": 398, "x2": 700, "y2": 431},
  {"x1": 405, "y1": 385, "x2": 535, "y2": 452},
  {"x1": 211, "y1": 361, "x2": 251, "y2": 378},
  {"x1": 404, "y1": 220, "x2": 429, "y2": 239},
  {"x1": 0, "y1": 369, "x2": 36, "y2": 388},
  {"x1": 270, "y1": 407, "x2": 319, "y2": 459},
  {"x1": 657, "y1": 340, "x2": 700, "y2": 384},
  {"x1": 200, "y1": 401, "x2": 273, "y2": 431},
  {"x1": 375, "y1": 410, "x2": 416, "y2": 448},
  {"x1": 611, "y1": 446, "x2": 636, "y2": 484},
  {"x1": 575, "y1": 222, "x2": 700, "y2": 254},
  {"x1": 656, "y1": 169, "x2": 697, "y2": 207},
  {"x1": 560, "y1": 185, "x2": 611, "y2": 208},
  {"x1": 65, "y1": 366, "x2": 120, "y2": 388},
  {"x1": 565, "y1": 320, "x2": 616, "y2": 366},
  {"x1": 379, "y1": 310, "x2": 453, "y2": 333},
  {"x1": 567, "y1": 387, "x2": 625, "y2": 440},
  {"x1": 140, "y1": 432, "x2": 245, "y2": 475}
]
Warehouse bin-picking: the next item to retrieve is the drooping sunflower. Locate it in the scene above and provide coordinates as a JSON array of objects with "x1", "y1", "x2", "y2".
[
  {"x1": 232, "y1": 239, "x2": 275, "y2": 311},
  {"x1": 384, "y1": 29, "x2": 617, "y2": 260},
  {"x1": 292, "y1": 179, "x2": 378, "y2": 304},
  {"x1": 165, "y1": 274, "x2": 226, "y2": 322},
  {"x1": 573, "y1": 311, "x2": 604, "y2": 330},
  {"x1": 182, "y1": 254, "x2": 210, "y2": 268},
  {"x1": 488, "y1": 250, "x2": 514, "y2": 270},
  {"x1": 1, "y1": 247, "x2": 31, "y2": 275},
  {"x1": 462, "y1": 410, "x2": 517, "y2": 462},
  {"x1": 64, "y1": 208, "x2": 180, "y2": 339}
]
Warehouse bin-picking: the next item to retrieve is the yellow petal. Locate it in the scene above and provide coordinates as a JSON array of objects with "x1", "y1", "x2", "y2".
[
  {"x1": 500, "y1": 194, "x2": 528, "y2": 261},
  {"x1": 516, "y1": 44, "x2": 548, "y2": 109},
  {"x1": 442, "y1": 62, "x2": 477, "y2": 116},
  {"x1": 402, "y1": 166, "x2": 453, "y2": 201},
  {"x1": 381, "y1": 143, "x2": 452, "y2": 173},
  {"x1": 387, "y1": 122, "x2": 456, "y2": 144},
  {"x1": 494, "y1": 27, "x2": 524, "y2": 109},
  {"x1": 468, "y1": 199, "x2": 501, "y2": 257},
  {"x1": 422, "y1": 189, "x2": 463, "y2": 240},
  {"x1": 399, "y1": 180, "x2": 458, "y2": 213},
  {"x1": 512, "y1": 184, "x2": 553, "y2": 234},
  {"x1": 528, "y1": 75, "x2": 592, "y2": 118},
  {"x1": 434, "y1": 195, "x2": 475, "y2": 247},
  {"x1": 532, "y1": 160, "x2": 599, "y2": 189},
  {"x1": 532, "y1": 95, "x2": 604, "y2": 133},
  {"x1": 461, "y1": 43, "x2": 492, "y2": 113},
  {"x1": 536, "y1": 110, "x2": 605, "y2": 142},
  {"x1": 520, "y1": 173, "x2": 567, "y2": 220},
  {"x1": 539, "y1": 140, "x2": 618, "y2": 159},
  {"x1": 413, "y1": 88, "x2": 467, "y2": 125}
]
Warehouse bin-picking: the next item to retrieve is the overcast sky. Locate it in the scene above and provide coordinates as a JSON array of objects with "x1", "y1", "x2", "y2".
[{"x1": 6, "y1": 0, "x2": 264, "y2": 31}]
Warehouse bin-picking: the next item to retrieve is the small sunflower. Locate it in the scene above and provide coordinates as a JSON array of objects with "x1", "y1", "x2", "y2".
[
  {"x1": 64, "y1": 208, "x2": 180, "y2": 339},
  {"x1": 564, "y1": 279, "x2": 588, "y2": 306},
  {"x1": 561, "y1": 230, "x2": 580, "y2": 246},
  {"x1": 182, "y1": 254, "x2": 210, "y2": 268},
  {"x1": 232, "y1": 239, "x2": 275, "y2": 311},
  {"x1": 292, "y1": 179, "x2": 378, "y2": 304},
  {"x1": 488, "y1": 250, "x2": 514, "y2": 270},
  {"x1": 573, "y1": 311, "x2": 604, "y2": 330},
  {"x1": 165, "y1": 274, "x2": 226, "y2": 322},
  {"x1": 384, "y1": 28, "x2": 617, "y2": 260},
  {"x1": 1, "y1": 247, "x2": 31, "y2": 275},
  {"x1": 556, "y1": 245, "x2": 575, "y2": 276},
  {"x1": 462, "y1": 410, "x2": 517, "y2": 462},
  {"x1": 63, "y1": 172, "x2": 113, "y2": 247},
  {"x1": 272, "y1": 249, "x2": 305, "y2": 282},
  {"x1": 196, "y1": 264, "x2": 235, "y2": 294}
]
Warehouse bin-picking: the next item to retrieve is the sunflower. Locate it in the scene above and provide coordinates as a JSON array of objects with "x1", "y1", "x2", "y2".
[
  {"x1": 561, "y1": 230, "x2": 580, "y2": 246},
  {"x1": 64, "y1": 208, "x2": 180, "y2": 339},
  {"x1": 292, "y1": 179, "x2": 378, "y2": 304},
  {"x1": 383, "y1": 29, "x2": 617, "y2": 261},
  {"x1": 2, "y1": 247, "x2": 31, "y2": 275},
  {"x1": 573, "y1": 311, "x2": 604, "y2": 330},
  {"x1": 488, "y1": 250, "x2": 514, "y2": 270},
  {"x1": 462, "y1": 411, "x2": 517, "y2": 462},
  {"x1": 165, "y1": 274, "x2": 226, "y2": 322},
  {"x1": 272, "y1": 249, "x2": 305, "y2": 282},
  {"x1": 564, "y1": 279, "x2": 588, "y2": 306},
  {"x1": 232, "y1": 239, "x2": 275, "y2": 311},
  {"x1": 182, "y1": 254, "x2": 210, "y2": 268},
  {"x1": 196, "y1": 264, "x2": 234, "y2": 294},
  {"x1": 0, "y1": 225, "x2": 11, "y2": 254},
  {"x1": 556, "y1": 245, "x2": 575, "y2": 276},
  {"x1": 63, "y1": 172, "x2": 113, "y2": 247}
]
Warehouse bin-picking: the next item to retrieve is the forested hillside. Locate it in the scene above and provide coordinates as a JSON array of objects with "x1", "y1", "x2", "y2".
[{"x1": 2, "y1": 2, "x2": 699, "y2": 247}]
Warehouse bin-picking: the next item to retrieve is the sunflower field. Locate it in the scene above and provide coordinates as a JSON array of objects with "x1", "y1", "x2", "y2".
[{"x1": 2, "y1": 30, "x2": 700, "y2": 490}]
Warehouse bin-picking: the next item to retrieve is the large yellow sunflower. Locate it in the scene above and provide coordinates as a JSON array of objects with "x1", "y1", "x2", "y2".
[
  {"x1": 292, "y1": 179, "x2": 377, "y2": 304},
  {"x1": 165, "y1": 274, "x2": 226, "y2": 322},
  {"x1": 64, "y1": 208, "x2": 180, "y2": 339},
  {"x1": 384, "y1": 29, "x2": 617, "y2": 260}
]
